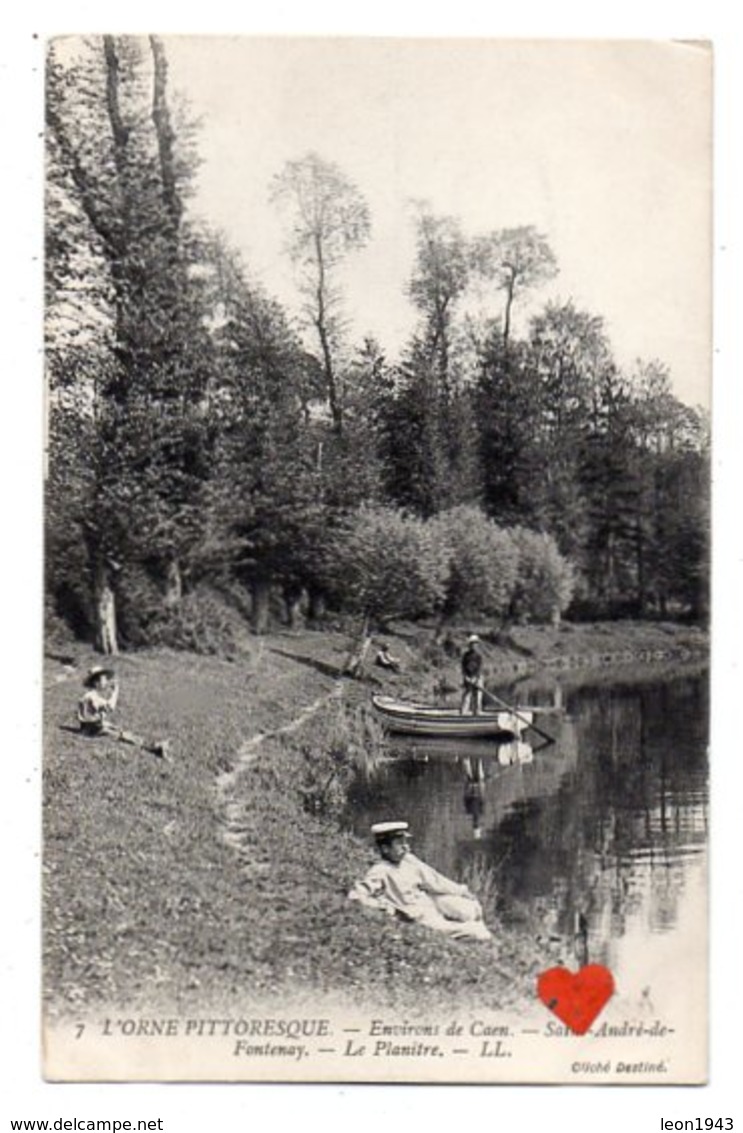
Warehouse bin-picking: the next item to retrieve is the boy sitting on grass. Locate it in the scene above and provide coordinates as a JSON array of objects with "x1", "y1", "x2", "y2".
[
  {"x1": 348, "y1": 821, "x2": 492, "y2": 941},
  {"x1": 78, "y1": 665, "x2": 171, "y2": 760}
]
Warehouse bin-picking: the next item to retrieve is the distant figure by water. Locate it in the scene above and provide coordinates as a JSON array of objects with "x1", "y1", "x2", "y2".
[{"x1": 375, "y1": 642, "x2": 402, "y2": 674}]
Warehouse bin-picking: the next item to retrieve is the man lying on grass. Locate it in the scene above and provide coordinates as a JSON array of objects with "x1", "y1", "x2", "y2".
[
  {"x1": 348, "y1": 821, "x2": 492, "y2": 941},
  {"x1": 77, "y1": 665, "x2": 171, "y2": 760}
]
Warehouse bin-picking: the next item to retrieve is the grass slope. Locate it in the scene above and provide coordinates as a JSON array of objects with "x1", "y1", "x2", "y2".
[{"x1": 43, "y1": 622, "x2": 707, "y2": 1020}]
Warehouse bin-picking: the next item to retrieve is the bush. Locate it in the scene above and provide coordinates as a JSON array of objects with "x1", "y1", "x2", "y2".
[
  {"x1": 147, "y1": 589, "x2": 247, "y2": 655},
  {"x1": 45, "y1": 503, "x2": 96, "y2": 645},
  {"x1": 115, "y1": 568, "x2": 247, "y2": 655},
  {"x1": 44, "y1": 595, "x2": 82, "y2": 656},
  {"x1": 111, "y1": 563, "x2": 164, "y2": 647},
  {"x1": 431, "y1": 505, "x2": 519, "y2": 619},
  {"x1": 328, "y1": 504, "x2": 449, "y2": 624}
]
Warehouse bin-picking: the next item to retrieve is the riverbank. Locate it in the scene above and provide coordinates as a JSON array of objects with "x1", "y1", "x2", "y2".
[
  {"x1": 43, "y1": 619, "x2": 708, "y2": 1019},
  {"x1": 365, "y1": 618, "x2": 708, "y2": 694}
]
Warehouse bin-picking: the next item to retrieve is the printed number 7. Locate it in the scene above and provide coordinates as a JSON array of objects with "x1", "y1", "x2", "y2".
[{"x1": 75, "y1": 1023, "x2": 85, "y2": 1040}]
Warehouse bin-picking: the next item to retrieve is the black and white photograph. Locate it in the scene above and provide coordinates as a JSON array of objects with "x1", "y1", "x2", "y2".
[{"x1": 39, "y1": 34, "x2": 712, "y2": 1084}]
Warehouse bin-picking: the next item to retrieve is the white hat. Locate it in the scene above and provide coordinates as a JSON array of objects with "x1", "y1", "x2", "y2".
[
  {"x1": 467, "y1": 634, "x2": 480, "y2": 645},
  {"x1": 371, "y1": 821, "x2": 410, "y2": 838}
]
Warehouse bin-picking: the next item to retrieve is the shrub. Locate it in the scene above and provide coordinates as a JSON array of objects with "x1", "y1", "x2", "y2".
[
  {"x1": 148, "y1": 589, "x2": 247, "y2": 655},
  {"x1": 44, "y1": 595, "x2": 81, "y2": 656},
  {"x1": 115, "y1": 570, "x2": 247, "y2": 655},
  {"x1": 328, "y1": 505, "x2": 449, "y2": 625}
]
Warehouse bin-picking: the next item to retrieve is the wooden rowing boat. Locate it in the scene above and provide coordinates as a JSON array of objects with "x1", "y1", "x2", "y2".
[{"x1": 371, "y1": 695, "x2": 533, "y2": 739}]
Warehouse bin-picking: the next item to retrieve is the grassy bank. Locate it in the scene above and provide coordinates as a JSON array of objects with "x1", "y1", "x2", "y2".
[{"x1": 43, "y1": 619, "x2": 708, "y2": 1019}]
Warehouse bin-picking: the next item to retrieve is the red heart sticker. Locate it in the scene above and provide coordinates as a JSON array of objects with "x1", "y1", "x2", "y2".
[{"x1": 537, "y1": 964, "x2": 615, "y2": 1034}]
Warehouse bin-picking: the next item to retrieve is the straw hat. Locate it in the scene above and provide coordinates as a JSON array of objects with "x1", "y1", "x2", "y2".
[
  {"x1": 371, "y1": 821, "x2": 410, "y2": 839},
  {"x1": 83, "y1": 665, "x2": 115, "y2": 688}
]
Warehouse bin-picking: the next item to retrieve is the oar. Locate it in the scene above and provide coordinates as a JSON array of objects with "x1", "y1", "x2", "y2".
[{"x1": 482, "y1": 687, "x2": 556, "y2": 746}]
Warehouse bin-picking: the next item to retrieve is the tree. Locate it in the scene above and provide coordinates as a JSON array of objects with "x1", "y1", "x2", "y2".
[
  {"x1": 46, "y1": 36, "x2": 207, "y2": 651},
  {"x1": 379, "y1": 342, "x2": 460, "y2": 517},
  {"x1": 577, "y1": 364, "x2": 648, "y2": 613},
  {"x1": 270, "y1": 152, "x2": 371, "y2": 434},
  {"x1": 470, "y1": 226, "x2": 558, "y2": 345},
  {"x1": 230, "y1": 415, "x2": 326, "y2": 634},
  {"x1": 197, "y1": 239, "x2": 327, "y2": 633},
  {"x1": 386, "y1": 209, "x2": 481, "y2": 517},
  {"x1": 475, "y1": 329, "x2": 546, "y2": 527},
  {"x1": 627, "y1": 362, "x2": 710, "y2": 618},
  {"x1": 408, "y1": 207, "x2": 470, "y2": 389},
  {"x1": 430, "y1": 506, "x2": 519, "y2": 621},
  {"x1": 525, "y1": 301, "x2": 614, "y2": 561},
  {"x1": 312, "y1": 337, "x2": 391, "y2": 513}
]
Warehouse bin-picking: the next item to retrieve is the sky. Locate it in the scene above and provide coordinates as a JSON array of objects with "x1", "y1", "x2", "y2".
[{"x1": 165, "y1": 36, "x2": 712, "y2": 408}]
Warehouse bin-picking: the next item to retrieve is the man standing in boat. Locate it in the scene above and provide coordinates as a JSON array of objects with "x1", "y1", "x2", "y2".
[{"x1": 461, "y1": 634, "x2": 484, "y2": 715}]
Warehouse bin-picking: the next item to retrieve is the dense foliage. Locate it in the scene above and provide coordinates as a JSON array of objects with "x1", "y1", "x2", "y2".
[
  {"x1": 45, "y1": 37, "x2": 710, "y2": 653},
  {"x1": 430, "y1": 506, "x2": 520, "y2": 620}
]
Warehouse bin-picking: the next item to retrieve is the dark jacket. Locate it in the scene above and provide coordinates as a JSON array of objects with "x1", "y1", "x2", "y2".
[{"x1": 461, "y1": 647, "x2": 482, "y2": 681}]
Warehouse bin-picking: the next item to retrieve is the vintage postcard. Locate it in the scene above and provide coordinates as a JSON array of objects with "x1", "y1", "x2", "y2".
[{"x1": 42, "y1": 35, "x2": 711, "y2": 1083}]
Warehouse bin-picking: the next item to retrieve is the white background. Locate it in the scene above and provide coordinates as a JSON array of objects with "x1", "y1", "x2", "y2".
[{"x1": 2, "y1": 2, "x2": 740, "y2": 1130}]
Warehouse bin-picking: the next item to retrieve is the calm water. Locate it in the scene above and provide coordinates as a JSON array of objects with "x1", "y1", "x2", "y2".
[{"x1": 346, "y1": 668, "x2": 708, "y2": 979}]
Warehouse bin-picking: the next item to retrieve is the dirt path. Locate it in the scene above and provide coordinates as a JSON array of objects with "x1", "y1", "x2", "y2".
[{"x1": 216, "y1": 681, "x2": 346, "y2": 852}]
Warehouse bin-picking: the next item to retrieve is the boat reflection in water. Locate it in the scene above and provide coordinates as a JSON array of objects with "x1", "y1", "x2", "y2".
[
  {"x1": 351, "y1": 715, "x2": 579, "y2": 864},
  {"x1": 461, "y1": 743, "x2": 533, "y2": 839}
]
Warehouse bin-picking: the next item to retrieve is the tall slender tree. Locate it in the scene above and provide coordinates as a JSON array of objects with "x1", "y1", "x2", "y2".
[
  {"x1": 470, "y1": 225, "x2": 558, "y2": 346},
  {"x1": 389, "y1": 208, "x2": 481, "y2": 515},
  {"x1": 408, "y1": 206, "x2": 469, "y2": 389},
  {"x1": 526, "y1": 301, "x2": 613, "y2": 561},
  {"x1": 270, "y1": 152, "x2": 371, "y2": 434},
  {"x1": 475, "y1": 329, "x2": 545, "y2": 526}
]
